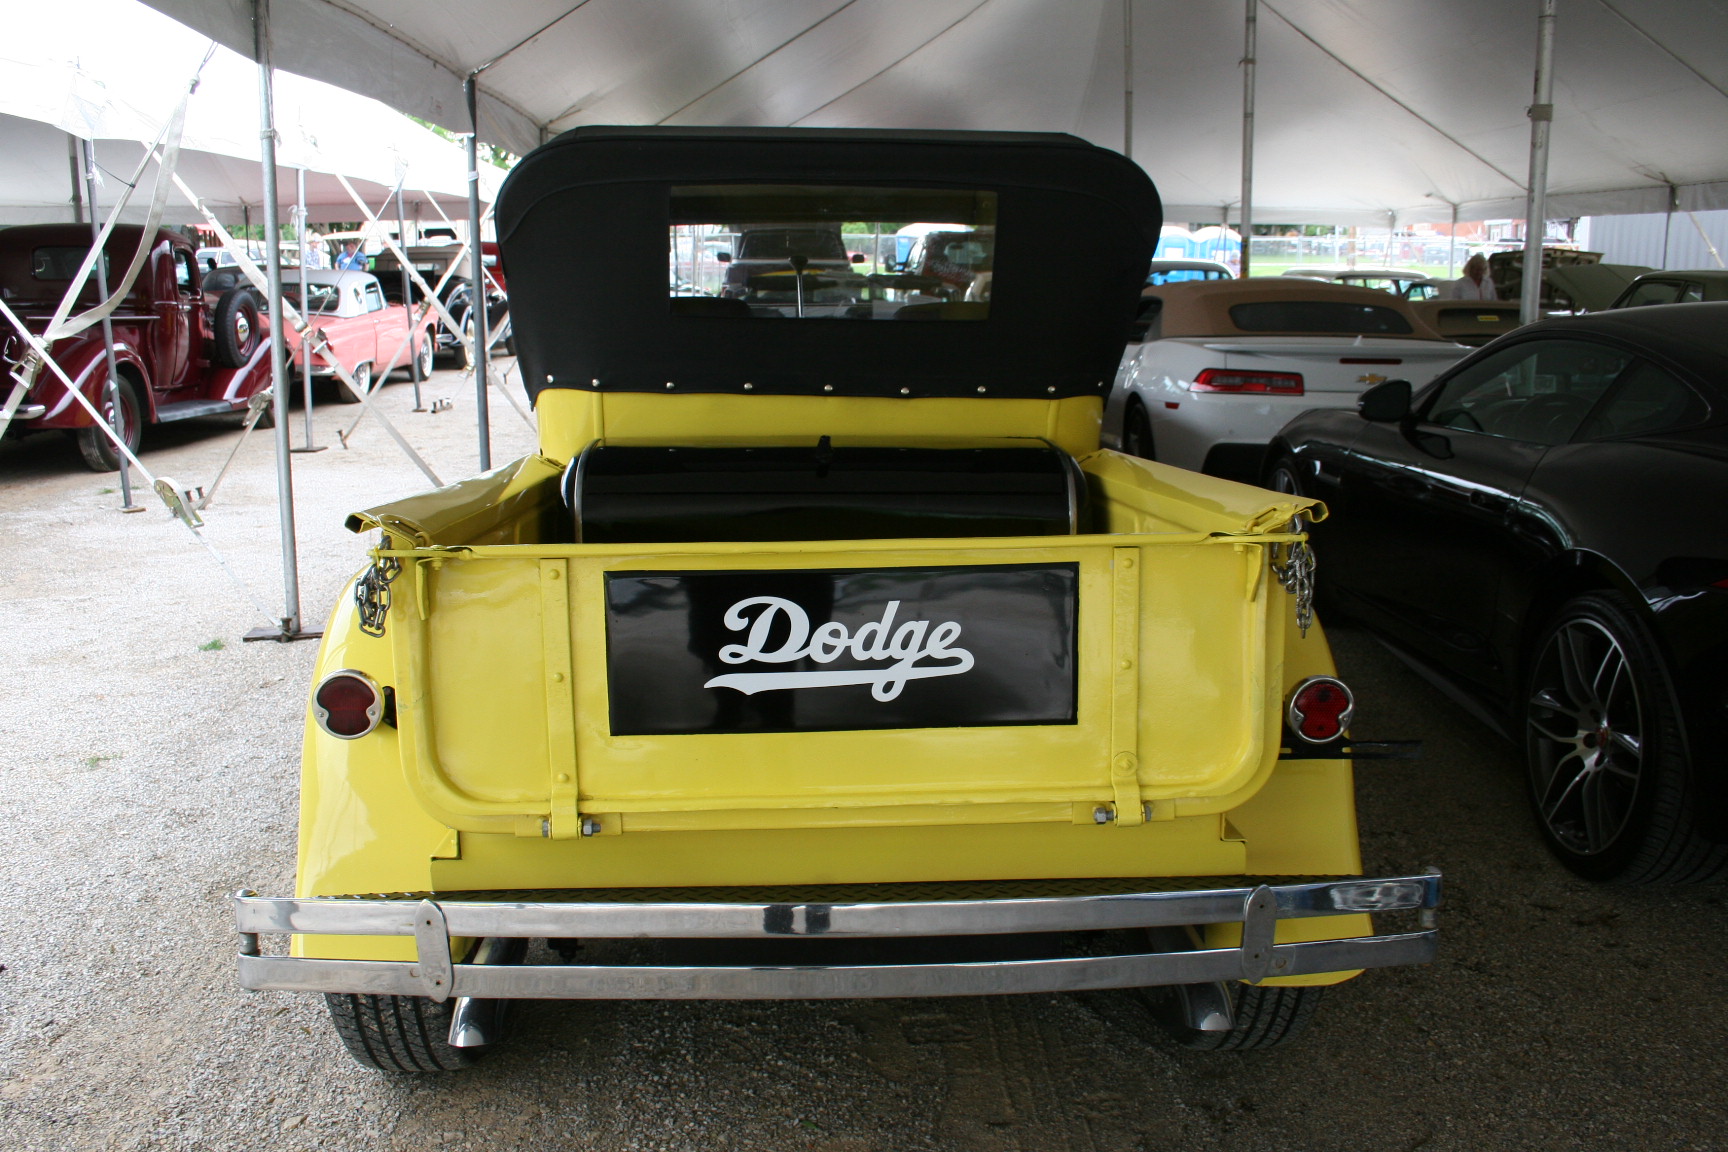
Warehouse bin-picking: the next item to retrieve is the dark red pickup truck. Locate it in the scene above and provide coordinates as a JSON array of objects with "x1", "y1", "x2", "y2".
[{"x1": 1, "y1": 224, "x2": 273, "y2": 470}]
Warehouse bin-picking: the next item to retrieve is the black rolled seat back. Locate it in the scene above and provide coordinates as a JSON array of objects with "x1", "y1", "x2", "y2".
[{"x1": 561, "y1": 439, "x2": 1085, "y2": 543}]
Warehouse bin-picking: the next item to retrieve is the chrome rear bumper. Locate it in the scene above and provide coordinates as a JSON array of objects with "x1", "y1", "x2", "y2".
[{"x1": 234, "y1": 872, "x2": 1440, "y2": 1002}]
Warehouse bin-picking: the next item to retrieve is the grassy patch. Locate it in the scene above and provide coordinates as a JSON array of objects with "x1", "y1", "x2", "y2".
[{"x1": 199, "y1": 638, "x2": 226, "y2": 651}]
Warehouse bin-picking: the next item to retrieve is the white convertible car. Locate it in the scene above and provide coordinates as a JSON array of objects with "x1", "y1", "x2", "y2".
[{"x1": 1104, "y1": 278, "x2": 1471, "y2": 480}]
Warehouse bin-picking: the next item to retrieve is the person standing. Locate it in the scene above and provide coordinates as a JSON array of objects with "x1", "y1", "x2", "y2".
[
  {"x1": 1448, "y1": 253, "x2": 1497, "y2": 300},
  {"x1": 335, "y1": 239, "x2": 365, "y2": 271}
]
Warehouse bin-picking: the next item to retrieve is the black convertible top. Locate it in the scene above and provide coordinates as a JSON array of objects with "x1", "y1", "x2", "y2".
[{"x1": 496, "y1": 127, "x2": 1161, "y2": 403}]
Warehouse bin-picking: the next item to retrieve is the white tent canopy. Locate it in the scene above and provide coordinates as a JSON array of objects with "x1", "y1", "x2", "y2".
[
  {"x1": 137, "y1": 0, "x2": 1728, "y2": 226},
  {"x1": 0, "y1": 0, "x2": 502, "y2": 225}
]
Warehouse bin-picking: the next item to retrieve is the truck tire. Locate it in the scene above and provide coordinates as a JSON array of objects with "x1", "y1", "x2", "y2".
[
  {"x1": 1525, "y1": 593, "x2": 1726, "y2": 883},
  {"x1": 75, "y1": 374, "x2": 142, "y2": 472},
  {"x1": 1158, "y1": 983, "x2": 1325, "y2": 1051},
  {"x1": 212, "y1": 287, "x2": 262, "y2": 368},
  {"x1": 323, "y1": 994, "x2": 482, "y2": 1072}
]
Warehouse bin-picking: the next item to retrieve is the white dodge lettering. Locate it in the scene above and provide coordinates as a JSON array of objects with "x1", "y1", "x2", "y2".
[{"x1": 706, "y1": 597, "x2": 974, "y2": 701}]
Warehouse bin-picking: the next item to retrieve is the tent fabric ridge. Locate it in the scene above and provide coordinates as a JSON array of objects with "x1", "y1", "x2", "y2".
[
  {"x1": 1596, "y1": 0, "x2": 1728, "y2": 105},
  {"x1": 1260, "y1": 0, "x2": 1525, "y2": 189},
  {"x1": 787, "y1": 0, "x2": 997, "y2": 128}
]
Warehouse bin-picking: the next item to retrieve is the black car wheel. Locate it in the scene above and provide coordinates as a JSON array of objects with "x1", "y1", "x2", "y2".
[
  {"x1": 1525, "y1": 592, "x2": 1726, "y2": 883},
  {"x1": 1123, "y1": 400, "x2": 1155, "y2": 460},
  {"x1": 212, "y1": 286, "x2": 262, "y2": 368},
  {"x1": 1156, "y1": 982, "x2": 1325, "y2": 1051},
  {"x1": 324, "y1": 994, "x2": 482, "y2": 1072},
  {"x1": 1266, "y1": 454, "x2": 1309, "y2": 528},
  {"x1": 75, "y1": 373, "x2": 142, "y2": 472}
]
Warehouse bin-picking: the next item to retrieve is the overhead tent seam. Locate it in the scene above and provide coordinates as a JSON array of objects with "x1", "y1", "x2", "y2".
[
  {"x1": 1596, "y1": 0, "x2": 1728, "y2": 105},
  {"x1": 648, "y1": 0, "x2": 865, "y2": 128},
  {"x1": 789, "y1": 0, "x2": 998, "y2": 128},
  {"x1": 1259, "y1": 0, "x2": 1524, "y2": 192}
]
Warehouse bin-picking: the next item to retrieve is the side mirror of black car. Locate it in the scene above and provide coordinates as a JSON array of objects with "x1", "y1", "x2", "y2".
[
  {"x1": 1358, "y1": 379, "x2": 1412, "y2": 422},
  {"x1": 715, "y1": 252, "x2": 731, "y2": 263},
  {"x1": 1127, "y1": 295, "x2": 1163, "y2": 343}
]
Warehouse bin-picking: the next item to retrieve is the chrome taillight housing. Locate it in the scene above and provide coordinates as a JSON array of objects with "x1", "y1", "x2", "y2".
[
  {"x1": 312, "y1": 670, "x2": 385, "y2": 739},
  {"x1": 1287, "y1": 676, "x2": 1354, "y2": 744}
]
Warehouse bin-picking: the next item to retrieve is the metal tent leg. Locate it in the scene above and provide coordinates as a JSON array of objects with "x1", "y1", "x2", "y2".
[
  {"x1": 247, "y1": 0, "x2": 318, "y2": 643},
  {"x1": 1520, "y1": 0, "x2": 1557, "y2": 326},
  {"x1": 465, "y1": 73, "x2": 491, "y2": 473}
]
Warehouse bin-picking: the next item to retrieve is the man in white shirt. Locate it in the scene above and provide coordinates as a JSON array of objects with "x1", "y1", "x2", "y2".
[{"x1": 1448, "y1": 253, "x2": 1497, "y2": 300}]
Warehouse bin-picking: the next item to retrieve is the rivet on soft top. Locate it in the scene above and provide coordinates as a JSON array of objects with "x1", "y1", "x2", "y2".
[
  {"x1": 899, "y1": 386, "x2": 910, "y2": 395},
  {"x1": 1047, "y1": 386, "x2": 1056, "y2": 394},
  {"x1": 823, "y1": 384, "x2": 834, "y2": 392},
  {"x1": 545, "y1": 374, "x2": 555, "y2": 384},
  {"x1": 976, "y1": 385, "x2": 987, "y2": 394},
  {"x1": 665, "y1": 382, "x2": 675, "y2": 389},
  {"x1": 743, "y1": 382, "x2": 754, "y2": 390}
]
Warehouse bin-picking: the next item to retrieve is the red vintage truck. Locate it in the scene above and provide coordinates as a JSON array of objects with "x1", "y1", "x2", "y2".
[{"x1": 0, "y1": 224, "x2": 273, "y2": 471}]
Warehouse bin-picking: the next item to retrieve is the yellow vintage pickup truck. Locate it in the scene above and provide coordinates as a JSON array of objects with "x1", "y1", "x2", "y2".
[{"x1": 234, "y1": 127, "x2": 1438, "y2": 1070}]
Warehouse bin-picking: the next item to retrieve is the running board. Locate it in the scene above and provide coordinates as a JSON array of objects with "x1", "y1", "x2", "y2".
[{"x1": 157, "y1": 399, "x2": 243, "y2": 422}]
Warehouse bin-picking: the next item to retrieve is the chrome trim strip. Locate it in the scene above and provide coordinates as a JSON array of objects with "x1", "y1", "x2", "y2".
[
  {"x1": 233, "y1": 873, "x2": 1440, "y2": 941},
  {"x1": 237, "y1": 931, "x2": 1437, "y2": 1000}
]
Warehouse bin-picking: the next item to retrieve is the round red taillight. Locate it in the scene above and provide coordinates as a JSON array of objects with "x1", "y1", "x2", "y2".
[
  {"x1": 1287, "y1": 676, "x2": 1354, "y2": 744},
  {"x1": 313, "y1": 670, "x2": 383, "y2": 739}
]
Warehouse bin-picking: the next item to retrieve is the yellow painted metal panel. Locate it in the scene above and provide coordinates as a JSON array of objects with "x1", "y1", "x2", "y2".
[{"x1": 534, "y1": 390, "x2": 1106, "y2": 462}]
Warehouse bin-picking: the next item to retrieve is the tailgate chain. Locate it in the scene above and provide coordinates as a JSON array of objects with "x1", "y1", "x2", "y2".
[
  {"x1": 355, "y1": 550, "x2": 402, "y2": 638},
  {"x1": 1271, "y1": 540, "x2": 1316, "y2": 637}
]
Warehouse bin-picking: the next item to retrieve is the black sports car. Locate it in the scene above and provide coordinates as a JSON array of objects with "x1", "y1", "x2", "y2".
[{"x1": 1267, "y1": 302, "x2": 1728, "y2": 883}]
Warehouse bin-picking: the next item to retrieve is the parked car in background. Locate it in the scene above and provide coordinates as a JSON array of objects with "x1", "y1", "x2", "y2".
[
  {"x1": 1606, "y1": 269, "x2": 1728, "y2": 310},
  {"x1": 1328, "y1": 270, "x2": 1447, "y2": 300},
  {"x1": 1105, "y1": 277, "x2": 1470, "y2": 479},
  {"x1": 0, "y1": 224, "x2": 272, "y2": 470},
  {"x1": 1410, "y1": 299, "x2": 1524, "y2": 346},
  {"x1": 369, "y1": 244, "x2": 511, "y2": 368},
  {"x1": 1146, "y1": 258, "x2": 1233, "y2": 285},
  {"x1": 1266, "y1": 302, "x2": 1728, "y2": 883},
  {"x1": 285, "y1": 269, "x2": 435, "y2": 402}
]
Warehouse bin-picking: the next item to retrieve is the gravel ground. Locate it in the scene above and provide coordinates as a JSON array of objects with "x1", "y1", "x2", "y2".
[{"x1": 2, "y1": 370, "x2": 1725, "y2": 1151}]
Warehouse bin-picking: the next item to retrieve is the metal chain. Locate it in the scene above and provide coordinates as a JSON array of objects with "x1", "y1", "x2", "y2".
[
  {"x1": 1271, "y1": 539, "x2": 1316, "y2": 637},
  {"x1": 355, "y1": 549, "x2": 402, "y2": 638}
]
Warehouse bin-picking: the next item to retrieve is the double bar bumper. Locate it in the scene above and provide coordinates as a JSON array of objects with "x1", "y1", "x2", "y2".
[{"x1": 235, "y1": 872, "x2": 1441, "y2": 1002}]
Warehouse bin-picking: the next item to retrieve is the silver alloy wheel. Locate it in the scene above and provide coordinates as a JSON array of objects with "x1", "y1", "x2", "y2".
[
  {"x1": 232, "y1": 311, "x2": 251, "y2": 348},
  {"x1": 1527, "y1": 617, "x2": 1644, "y2": 857}
]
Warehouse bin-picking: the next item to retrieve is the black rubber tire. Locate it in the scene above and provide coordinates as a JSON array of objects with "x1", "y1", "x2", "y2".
[
  {"x1": 212, "y1": 287, "x2": 262, "y2": 368},
  {"x1": 332, "y1": 361, "x2": 371, "y2": 404},
  {"x1": 75, "y1": 373, "x2": 142, "y2": 472},
  {"x1": 413, "y1": 334, "x2": 434, "y2": 381},
  {"x1": 1524, "y1": 592, "x2": 1727, "y2": 883},
  {"x1": 1122, "y1": 400, "x2": 1156, "y2": 460},
  {"x1": 324, "y1": 994, "x2": 482, "y2": 1072},
  {"x1": 1162, "y1": 983, "x2": 1325, "y2": 1051}
]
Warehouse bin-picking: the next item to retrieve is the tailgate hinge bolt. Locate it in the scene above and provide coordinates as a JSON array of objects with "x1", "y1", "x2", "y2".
[
  {"x1": 1093, "y1": 805, "x2": 1115, "y2": 824},
  {"x1": 581, "y1": 817, "x2": 602, "y2": 837}
]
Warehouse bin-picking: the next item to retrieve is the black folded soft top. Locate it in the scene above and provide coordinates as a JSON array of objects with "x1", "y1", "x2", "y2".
[{"x1": 496, "y1": 126, "x2": 1161, "y2": 403}]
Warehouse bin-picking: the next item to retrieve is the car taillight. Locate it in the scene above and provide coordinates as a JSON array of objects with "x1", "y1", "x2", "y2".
[
  {"x1": 1191, "y1": 368, "x2": 1305, "y2": 395},
  {"x1": 313, "y1": 670, "x2": 384, "y2": 739},
  {"x1": 1287, "y1": 676, "x2": 1354, "y2": 744}
]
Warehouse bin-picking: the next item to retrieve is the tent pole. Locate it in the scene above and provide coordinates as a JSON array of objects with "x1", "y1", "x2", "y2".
[
  {"x1": 1122, "y1": 0, "x2": 1133, "y2": 160},
  {"x1": 291, "y1": 166, "x2": 324, "y2": 454},
  {"x1": 81, "y1": 138, "x2": 140, "y2": 513},
  {"x1": 465, "y1": 73, "x2": 491, "y2": 473},
  {"x1": 1239, "y1": 0, "x2": 1257, "y2": 278},
  {"x1": 1520, "y1": 0, "x2": 1557, "y2": 325},
  {"x1": 68, "y1": 134, "x2": 85, "y2": 224},
  {"x1": 1449, "y1": 202, "x2": 1458, "y2": 278},
  {"x1": 1661, "y1": 184, "x2": 1676, "y2": 269},
  {"x1": 248, "y1": 0, "x2": 314, "y2": 642},
  {"x1": 399, "y1": 187, "x2": 425, "y2": 411}
]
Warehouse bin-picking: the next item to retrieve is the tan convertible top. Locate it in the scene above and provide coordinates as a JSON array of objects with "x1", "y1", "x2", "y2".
[{"x1": 1145, "y1": 276, "x2": 1437, "y2": 339}]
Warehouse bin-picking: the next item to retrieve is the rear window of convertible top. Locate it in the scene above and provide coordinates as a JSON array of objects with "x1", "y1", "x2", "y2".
[
  {"x1": 668, "y1": 184, "x2": 996, "y2": 321},
  {"x1": 1229, "y1": 301, "x2": 1414, "y2": 335}
]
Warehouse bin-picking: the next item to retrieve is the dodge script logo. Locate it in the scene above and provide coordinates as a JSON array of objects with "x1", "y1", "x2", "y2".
[{"x1": 703, "y1": 597, "x2": 974, "y2": 701}]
